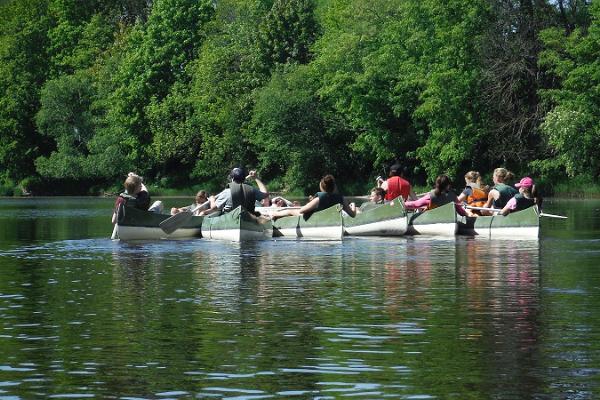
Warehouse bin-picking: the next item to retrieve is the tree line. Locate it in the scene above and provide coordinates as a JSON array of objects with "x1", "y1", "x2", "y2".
[{"x1": 0, "y1": 0, "x2": 597, "y2": 195}]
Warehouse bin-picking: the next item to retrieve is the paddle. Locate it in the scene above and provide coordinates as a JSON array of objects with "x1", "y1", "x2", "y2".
[
  {"x1": 539, "y1": 212, "x2": 568, "y2": 219},
  {"x1": 111, "y1": 224, "x2": 118, "y2": 240},
  {"x1": 159, "y1": 200, "x2": 210, "y2": 234},
  {"x1": 465, "y1": 205, "x2": 567, "y2": 219}
]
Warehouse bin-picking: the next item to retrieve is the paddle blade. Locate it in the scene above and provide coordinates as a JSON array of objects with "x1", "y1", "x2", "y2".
[
  {"x1": 159, "y1": 211, "x2": 193, "y2": 234},
  {"x1": 540, "y1": 212, "x2": 568, "y2": 219}
]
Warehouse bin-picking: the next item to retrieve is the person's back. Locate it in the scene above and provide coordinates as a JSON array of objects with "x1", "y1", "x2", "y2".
[
  {"x1": 209, "y1": 168, "x2": 269, "y2": 215},
  {"x1": 500, "y1": 177, "x2": 538, "y2": 215},
  {"x1": 428, "y1": 188, "x2": 458, "y2": 210},
  {"x1": 382, "y1": 164, "x2": 413, "y2": 201},
  {"x1": 492, "y1": 183, "x2": 518, "y2": 209}
]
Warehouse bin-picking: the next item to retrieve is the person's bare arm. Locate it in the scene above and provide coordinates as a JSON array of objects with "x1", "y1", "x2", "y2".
[
  {"x1": 247, "y1": 170, "x2": 268, "y2": 195},
  {"x1": 299, "y1": 197, "x2": 320, "y2": 214}
]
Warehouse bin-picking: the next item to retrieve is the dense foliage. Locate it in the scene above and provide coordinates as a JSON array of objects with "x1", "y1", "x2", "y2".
[{"x1": 0, "y1": 0, "x2": 597, "y2": 195}]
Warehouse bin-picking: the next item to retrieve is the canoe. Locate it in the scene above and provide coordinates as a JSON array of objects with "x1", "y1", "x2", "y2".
[
  {"x1": 458, "y1": 205, "x2": 539, "y2": 238},
  {"x1": 343, "y1": 198, "x2": 408, "y2": 236},
  {"x1": 272, "y1": 204, "x2": 344, "y2": 240},
  {"x1": 406, "y1": 202, "x2": 458, "y2": 236},
  {"x1": 201, "y1": 206, "x2": 273, "y2": 241},
  {"x1": 114, "y1": 205, "x2": 203, "y2": 240}
]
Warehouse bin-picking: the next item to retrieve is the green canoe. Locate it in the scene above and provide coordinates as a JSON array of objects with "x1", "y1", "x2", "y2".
[
  {"x1": 272, "y1": 205, "x2": 344, "y2": 240},
  {"x1": 201, "y1": 206, "x2": 273, "y2": 241},
  {"x1": 343, "y1": 198, "x2": 408, "y2": 236},
  {"x1": 406, "y1": 202, "x2": 458, "y2": 236},
  {"x1": 458, "y1": 205, "x2": 539, "y2": 238},
  {"x1": 114, "y1": 205, "x2": 203, "y2": 240}
]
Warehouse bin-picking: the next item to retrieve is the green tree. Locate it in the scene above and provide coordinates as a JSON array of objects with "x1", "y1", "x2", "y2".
[
  {"x1": 257, "y1": 0, "x2": 319, "y2": 69},
  {"x1": 0, "y1": 0, "x2": 51, "y2": 182},
  {"x1": 251, "y1": 65, "x2": 356, "y2": 192},
  {"x1": 537, "y1": 2, "x2": 600, "y2": 179}
]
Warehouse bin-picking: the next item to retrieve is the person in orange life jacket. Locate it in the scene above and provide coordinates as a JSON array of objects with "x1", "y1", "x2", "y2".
[
  {"x1": 499, "y1": 177, "x2": 541, "y2": 215},
  {"x1": 200, "y1": 168, "x2": 269, "y2": 215},
  {"x1": 377, "y1": 163, "x2": 417, "y2": 202},
  {"x1": 270, "y1": 174, "x2": 356, "y2": 220},
  {"x1": 404, "y1": 175, "x2": 468, "y2": 216},
  {"x1": 481, "y1": 167, "x2": 518, "y2": 215},
  {"x1": 457, "y1": 170, "x2": 489, "y2": 216},
  {"x1": 349, "y1": 187, "x2": 385, "y2": 214},
  {"x1": 112, "y1": 173, "x2": 163, "y2": 224}
]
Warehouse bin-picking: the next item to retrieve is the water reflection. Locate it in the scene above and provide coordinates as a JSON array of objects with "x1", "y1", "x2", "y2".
[{"x1": 1, "y1": 198, "x2": 600, "y2": 398}]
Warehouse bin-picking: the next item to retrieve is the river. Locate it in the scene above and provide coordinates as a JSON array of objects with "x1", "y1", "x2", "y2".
[{"x1": 0, "y1": 197, "x2": 598, "y2": 399}]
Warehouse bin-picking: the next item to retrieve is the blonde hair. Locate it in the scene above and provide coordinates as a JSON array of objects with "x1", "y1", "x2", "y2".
[
  {"x1": 493, "y1": 168, "x2": 514, "y2": 183},
  {"x1": 124, "y1": 174, "x2": 143, "y2": 194}
]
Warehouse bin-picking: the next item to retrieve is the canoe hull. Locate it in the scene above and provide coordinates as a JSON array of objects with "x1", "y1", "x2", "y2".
[
  {"x1": 344, "y1": 199, "x2": 408, "y2": 236},
  {"x1": 115, "y1": 206, "x2": 203, "y2": 240},
  {"x1": 458, "y1": 206, "x2": 540, "y2": 239},
  {"x1": 201, "y1": 206, "x2": 273, "y2": 241},
  {"x1": 406, "y1": 202, "x2": 458, "y2": 236},
  {"x1": 273, "y1": 205, "x2": 344, "y2": 240}
]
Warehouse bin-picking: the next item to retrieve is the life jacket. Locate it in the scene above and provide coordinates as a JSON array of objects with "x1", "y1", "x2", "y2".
[
  {"x1": 384, "y1": 176, "x2": 411, "y2": 201},
  {"x1": 466, "y1": 187, "x2": 488, "y2": 207},
  {"x1": 514, "y1": 193, "x2": 535, "y2": 211},
  {"x1": 118, "y1": 192, "x2": 150, "y2": 211},
  {"x1": 492, "y1": 183, "x2": 518, "y2": 209},
  {"x1": 229, "y1": 182, "x2": 256, "y2": 213},
  {"x1": 427, "y1": 190, "x2": 458, "y2": 210}
]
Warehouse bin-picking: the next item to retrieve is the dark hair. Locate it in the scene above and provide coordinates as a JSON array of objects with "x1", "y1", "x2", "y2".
[
  {"x1": 372, "y1": 187, "x2": 385, "y2": 199},
  {"x1": 320, "y1": 174, "x2": 336, "y2": 193},
  {"x1": 230, "y1": 167, "x2": 245, "y2": 183},
  {"x1": 389, "y1": 163, "x2": 402, "y2": 177},
  {"x1": 433, "y1": 175, "x2": 451, "y2": 197}
]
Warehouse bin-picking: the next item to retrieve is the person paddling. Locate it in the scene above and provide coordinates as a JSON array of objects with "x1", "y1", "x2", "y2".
[{"x1": 200, "y1": 168, "x2": 268, "y2": 216}]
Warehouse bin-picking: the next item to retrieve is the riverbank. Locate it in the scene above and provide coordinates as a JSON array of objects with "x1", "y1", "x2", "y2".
[{"x1": 2, "y1": 178, "x2": 599, "y2": 198}]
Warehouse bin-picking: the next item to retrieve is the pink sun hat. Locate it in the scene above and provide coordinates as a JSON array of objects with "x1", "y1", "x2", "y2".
[{"x1": 515, "y1": 176, "x2": 534, "y2": 188}]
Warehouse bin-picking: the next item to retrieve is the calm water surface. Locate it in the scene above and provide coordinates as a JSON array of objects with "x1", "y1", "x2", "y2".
[{"x1": 0, "y1": 197, "x2": 599, "y2": 399}]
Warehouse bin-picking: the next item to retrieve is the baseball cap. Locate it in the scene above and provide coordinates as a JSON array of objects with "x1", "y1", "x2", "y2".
[{"x1": 515, "y1": 177, "x2": 534, "y2": 188}]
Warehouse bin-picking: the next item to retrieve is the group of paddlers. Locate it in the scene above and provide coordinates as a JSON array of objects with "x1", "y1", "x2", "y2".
[
  {"x1": 373, "y1": 164, "x2": 541, "y2": 217},
  {"x1": 111, "y1": 165, "x2": 541, "y2": 224}
]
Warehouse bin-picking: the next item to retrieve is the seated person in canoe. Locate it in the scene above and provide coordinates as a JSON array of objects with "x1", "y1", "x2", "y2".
[
  {"x1": 272, "y1": 196, "x2": 293, "y2": 207},
  {"x1": 270, "y1": 174, "x2": 356, "y2": 220},
  {"x1": 457, "y1": 170, "x2": 489, "y2": 216},
  {"x1": 481, "y1": 168, "x2": 518, "y2": 215},
  {"x1": 350, "y1": 187, "x2": 385, "y2": 214},
  {"x1": 111, "y1": 173, "x2": 163, "y2": 224},
  {"x1": 171, "y1": 190, "x2": 213, "y2": 216},
  {"x1": 200, "y1": 168, "x2": 268, "y2": 216},
  {"x1": 377, "y1": 163, "x2": 417, "y2": 202},
  {"x1": 499, "y1": 177, "x2": 542, "y2": 215},
  {"x1": 404, "y1": 175, "x2": 468, "y2": 215}
]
